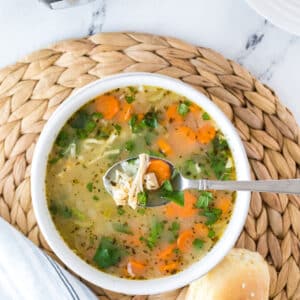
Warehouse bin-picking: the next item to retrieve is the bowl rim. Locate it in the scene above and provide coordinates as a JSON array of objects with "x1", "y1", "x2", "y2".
[{"x1": 31, "y1": 72, "x2": 251, "y2": 295}]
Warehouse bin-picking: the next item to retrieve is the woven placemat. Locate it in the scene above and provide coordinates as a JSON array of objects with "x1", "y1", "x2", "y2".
[{"x1": 0, "y1": 32, "x2": 299, "y2": 300}]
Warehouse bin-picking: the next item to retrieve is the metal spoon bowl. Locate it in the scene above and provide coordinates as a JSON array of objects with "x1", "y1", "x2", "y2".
[{"x1": 103, "y1": 156, "x2": 300, "y2": 207}]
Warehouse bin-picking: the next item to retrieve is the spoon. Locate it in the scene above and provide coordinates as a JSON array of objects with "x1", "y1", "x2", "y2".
[{"x1": 103, "y1": 156, "x2": 300, "y2": 207}]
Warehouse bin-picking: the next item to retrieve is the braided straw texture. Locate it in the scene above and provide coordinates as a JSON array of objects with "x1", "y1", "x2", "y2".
[{"x1": 0, "y1": 32, "x2": 299, "y2": 300}]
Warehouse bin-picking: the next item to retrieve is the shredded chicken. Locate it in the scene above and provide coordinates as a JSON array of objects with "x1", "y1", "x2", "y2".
[
  {"x1": 144, "y1": 172, "x2": 159, "y2": 190},
  {"x1": 110, "y1": 153, "x2": 160, "y2": 209},
  {"x1": 127, "y1": 153, "x2": 150, "y2": 209}
]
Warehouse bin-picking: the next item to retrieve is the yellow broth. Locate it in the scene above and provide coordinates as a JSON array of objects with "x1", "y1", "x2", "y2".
[{"x1": 46, "y1": 86, "x2": 236, "y2": 279}]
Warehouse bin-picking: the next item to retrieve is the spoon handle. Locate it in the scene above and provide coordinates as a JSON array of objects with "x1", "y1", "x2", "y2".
[{"x1": 187, "y1": 179, "x2": 300, "y2": 194}]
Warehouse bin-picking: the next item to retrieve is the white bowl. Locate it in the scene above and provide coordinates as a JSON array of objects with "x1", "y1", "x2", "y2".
[{"x1": 31, "y1": 72, "x2": 251, "y2": 295}]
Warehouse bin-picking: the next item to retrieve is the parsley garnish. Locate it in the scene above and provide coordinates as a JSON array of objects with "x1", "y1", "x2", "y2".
[
  {"x1": 177, "y1": 102, "x2": 190, "y2": 116},
  {"x1": 202, "y1": 112, "x2": 210, "y2": 120},
  {"x1": 137, "y1": 191, "x2": 148, "y2": 207},
  {"x1": 141, "y1": 112, "x2": 158, "y2": 128},
  {"x1": 141, "y1": 220, "x2": 165, "y2": 249},
  {"x1": 193, "y1": 238, "x2": 204, "y2": 249},
  {"x1": 86, "y1": 182, "x2": 93, "y2": 192},
  {"x1": 117, "y1": 206, "x2": 125, "y2": 215},
  {"x1": 196, "y1": 191, "x2": 213, "y2": 208},
  {"x1": 93, "y1": 237, "x2": 123, "y2": 268},
  {"x1": 125, "y1": 95, "x2": 135, "y2": 103},
  {"x1": 202, "y1": 207, "x2": 222, "y2": 225},
  {"x1": 161, "y1": 190, "x2": 184, "y2": 206},
  {"x1": 124, "y1": 140, "x2": 135, "y2": 152}
]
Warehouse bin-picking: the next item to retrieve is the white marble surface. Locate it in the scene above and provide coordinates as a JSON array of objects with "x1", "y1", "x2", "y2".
[{"x1": 0, "y1": 0, "x2": 300, "y2": 123}]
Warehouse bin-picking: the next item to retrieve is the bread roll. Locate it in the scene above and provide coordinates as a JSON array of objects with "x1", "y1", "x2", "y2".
[{"x1": 185, "y1": 248, "x2": 270, "y2": 300}]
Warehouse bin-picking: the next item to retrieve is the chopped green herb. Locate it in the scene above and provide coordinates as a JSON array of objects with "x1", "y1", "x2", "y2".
[
  {"x1": 142, "y1": 220, "x2": 165, "y2": 249},
  {"x1": 196, "y1": 191, "x2": 213, "y2": 208},
  {"x1": 55, "y1": 131, "x2": 71, "y2": 148},
  {"x1": 208, "y1": 228, "x2": 216, "y2": 238},
  {"x1": 93, "y1": 195, "x2": 99, "y2": 201},
  {"x1": 85, "y1": 120, "x2": 97, "y2": 133},
  {"x1": 141, "y1": 112, "x2": 158, "y2": 128},
  {"x1": 202, "y1": 112, "x2": 210, "y2": 120},
  {"x1": 113, "y1": 124, "x2": 122, "y2": 135},
  {"x1": 169, "y1": 221, "x2": 180, "y2": 242},
  {"x1": 70, "y1": 111, "x2": 97, "y2": 139},
  {"x1": 49, "y1": 203, "x2": 84, "y2": 220},
  {"x1": 202, "y1": 207, "x2": 222, "y2": 225},
  {"x1": 177, "y1": 102, "x2": 190, "y2": 116},
  {"x1": 86, "y1": 182, "x2": 93, "y2": 192},
  {"x1": 71, "y1": 208, "x2": 85, "y2": 221},
  {"x1": 125, "y1": 95, "x2": 135, "y2": 104},
  {"x1": 93, "y1": 237, "x2": 123, "y2": 268},
  {"x1": 49, "y1": 157, "x2": 60, "y2": 164},
  {"x1": 124, "y1": 140, "x2": 135, "y2": 152},
  {"x1": 181, "y1": 159, "x2": 201, "y2": 179},
  {"x1": 129, "y1": 115, "x2": 143, "y2": 133},
  {"x1": 193, "y1": 238, "x2": 204, "y2": 249},
  {"x1": 137, "y1": 191, "x2": 148, "y2": 207},
  {"x1": 71, "y1": 111, "x2": 89, "y2": 129},
  {"x1": 92, "y1": 112, "x2": 103, "y2": 119},
  {"x1": 112, "y1": 222, "x2": 133, "y2": 235},
  {"x1": 161, "y1": 180, "x2": 173, "y2": 192},
  {"x1": 117, "y1": 206, "x2": 125, "y2": 215},
  {"x1": 208, "y1": 136, "x2": 231, "y2": 180},
  {"x1": 161, "y1": 191, "x2": 184, "y2": 206}
]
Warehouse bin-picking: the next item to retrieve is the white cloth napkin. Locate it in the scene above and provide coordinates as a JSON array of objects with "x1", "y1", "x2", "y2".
[{"x1": 0, "y1": 218, "x2": 98, "y2": 300}]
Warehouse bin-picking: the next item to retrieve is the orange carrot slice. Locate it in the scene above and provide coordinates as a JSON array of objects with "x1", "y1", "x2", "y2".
[
  {"x1": 197, "y1": 124, "x2": 216, "y2": 144},
  {"x1": 215, "y1": 196, "x2": 231, "y2": 213},
  {"x1": 117, "y1": 102, "x2": 132, "y2": 122},
  {"x1": 95, "y1": 95, "x2": 120, "y2": 120},
  {"x1": 146, "y1": 159, "x2": 171, "y2": 185},
  {"x1": 127, "y1": 259, "x2": 145, "y2": 277},
  {"x1": 165, "y1": 191, "x2": 197, "y2": 218},
  {"x1": 157, "y1": 138, "x2": 173, "y2": 156},
  {"x1": 158, "y1": 243, "x2": 176, "y2": 260},
  {"x1": 166, "y1": 103, "x2": 183, "y2": 123},
  {"x1": 177, "y1": 229, "x2": 194, "y2": 252},
  {"x1": 194, "y1": 223, "x2": 209, "y2": 238}
]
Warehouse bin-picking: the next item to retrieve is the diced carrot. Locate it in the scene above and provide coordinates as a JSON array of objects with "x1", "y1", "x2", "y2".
[
  {"x1": 127, "y1": 259, "x2": 145, "y2": 277},
  {"x1": 189, "y1": 103, "x2": 201, "y2": 113},
  {"x1": 194, "y1": 223, "x2": 209, "y2": 238},
  {"x1": 95, "y1": 95, "x2": 120, "y2": 120},
  {"x1": 146, "y1": 159, "x2": 171, "y2": 185},
  {"x1": 215, "y1": 196, "x2": 231, "y2": 213},
  {"x1": 158, "y1": 243, "x2": 176, "y2": 260},
  {"x1": 166, "y1": 103, "x2": 183, "y2": 123},
  {"x1": 175, "y1": 126, "x2": 197, "y2": 143},
  {"x1": 165, "y1": 191, "x2": 197, "y2": 218},
  {"x1": 177, "y1": 229, "x2": 194, "y2": 252},
  {"x1": 116, "y1": 102, "x2": 132, "y2": 122},
  {"x1": 197, "y1": 124, "x2": 216, "y2": 144},
  {"x1": 157, "y1": 138, "x2": 173, "y2": 156},
  {"x1": 159, "y1": 262, "x2": 178, "y2": 273}
]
